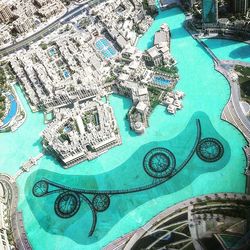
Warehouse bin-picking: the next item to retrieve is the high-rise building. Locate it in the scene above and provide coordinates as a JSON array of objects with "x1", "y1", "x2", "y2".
[
  {"x1": 202, "y1": 0, "x2": 218, "y2": 24},
  {"x1": 233, "y1": 0, "x2": 249, "y2": 14},
  {"x1": 0, "y1": 4, "x2": 13, "y2": 24}
]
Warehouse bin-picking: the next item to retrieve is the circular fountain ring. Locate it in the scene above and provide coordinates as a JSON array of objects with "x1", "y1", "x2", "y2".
[
  {"x1": 54, "y1": 191, "x2": 80, "y2": 218},
  {"x1": 32, "y1": 180, "x2": 48, "y2": 197},
  {"x1": 92, "y1": 194, "x2": 110, "y2": 212},
  {"x1": 143, "y1": 147, "x2": 176, "y2": 179},
  {"x1": 196, "y1": 137, "x2": 224, "y2": 162}
]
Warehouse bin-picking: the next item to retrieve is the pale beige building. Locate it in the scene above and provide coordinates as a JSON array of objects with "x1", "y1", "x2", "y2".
[
  {"x1": 0, "y1": 4, "x2": 13, "y2": 24},
  {"x1": 13, "y1": 16, "x2": 34, "y2": 33},
  {"x1": 37, "y1": 1, "x2": 64, "y2": 19},
  {"x1": 34, "y1": 0, "x2": 50, "y2": 8}
]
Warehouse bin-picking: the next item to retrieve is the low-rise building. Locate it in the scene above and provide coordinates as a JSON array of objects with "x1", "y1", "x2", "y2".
[
  {"x1": 37, "y1": 1, "x2": 64, "y2": 19},
  {"x1": 114, "y1": 80, "x2": 150, "y2": 134},
  {"x1": 143, "y1": 23, "x2": 172, "y2": 66},
  {"x1": 34, "y1": 0, "x2": 50, "y2": 8},
  {"x1": 13, "y1": 16, "x2": 34, "y2": 33},
  {"x1": 42, "y1": 100, "x2": 121, "y2": 167}
]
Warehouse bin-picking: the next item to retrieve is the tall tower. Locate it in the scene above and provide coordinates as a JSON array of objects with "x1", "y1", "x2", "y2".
[{"x1": 202, "y1": 0, "x2": 218, "y2": 24}]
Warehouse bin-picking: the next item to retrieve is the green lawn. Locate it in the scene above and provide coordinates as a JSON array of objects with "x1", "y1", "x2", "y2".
[{"x1": 148, "y1": 86, "x2": 162, "y2": 110}]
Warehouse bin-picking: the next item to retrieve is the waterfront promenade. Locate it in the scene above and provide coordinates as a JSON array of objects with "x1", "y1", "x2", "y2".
[
  {"x1": 0, "y1": 174, "x2": 31, "y2": 249},
  {"x1": 105, "y1": 193, "x2": 250, "y2": 250},
  {"x1": 192, "y1": 32, "x2": 250, "y2": 194},
  {"x1": 0, "y1": 2, "x2": 250, "y2": 249},
  {"x1": 189, "y1": 27, "x2": 250, "y2": 146},
  {"x1": 215, "y1": 60, "x2": 250, "y2": 195}
]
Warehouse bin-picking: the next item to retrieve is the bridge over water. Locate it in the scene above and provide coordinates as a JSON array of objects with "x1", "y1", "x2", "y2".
[
  {"x1": 14, "y1": 153, "x2": 44, "y2": 180},
  {"x1": 194, "y1": 35, "x2": 220, "y2": 64}
]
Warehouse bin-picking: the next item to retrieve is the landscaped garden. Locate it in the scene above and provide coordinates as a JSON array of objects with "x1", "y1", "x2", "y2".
[
  {"x1": 0, "y1": 66, "x2": 7, "y2": 119},
  {"x1": 235, "y1": 65, "x2": 250, "y2": 104}
]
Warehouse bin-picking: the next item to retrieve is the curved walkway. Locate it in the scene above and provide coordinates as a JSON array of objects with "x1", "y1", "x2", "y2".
[
  {"x1": 189, "y1": 26, "x2": 250, "y2": 194},
  {"x1": 216, "y1": 63, "x2": 250, "y2": 195},
  {"x1": 187, "y1": 22, "x2": 250, "y2": 145},
  {"x1": 0, "y1": 174, "x2": 31, "y2": 250},
  {"x1": 219, "y1": 60, "x2": 250, "y2": 137},
  {"x1": 104, "y1": 192, "x2": 250, "y2": 250}
]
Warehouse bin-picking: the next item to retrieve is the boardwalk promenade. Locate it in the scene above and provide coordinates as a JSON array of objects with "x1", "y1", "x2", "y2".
[
  {"x1": 0, "y1": 174, "x2": 32, "y2": 249},
  {"x1": 0, "y1": 153, "x2": 44, "y2": 249},
  {"x1": 191, "y1": 32, "x2": 250, "y2": 194},
  {"x1": 216, "y1": 62, "x2": 250, "y2": 195},
  {"x1": 105, "y1": 193, "x2": 250, "y2": 250}
]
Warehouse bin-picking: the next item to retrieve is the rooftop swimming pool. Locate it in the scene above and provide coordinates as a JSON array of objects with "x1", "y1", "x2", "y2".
[
  {"x1": 95, "y1": 37, "x2": 117, "y2": 59},
  {"x1": 0, "y1": 4, "x2": 248, "y2": 250},
  {"x1": 48, "y1": 48, "x2": 56, "y2": 57},
  {"x1": 0, "y1": 94, "x2": 17, "y2": 128},
  {"x1": 153, "y1": 75, "x2": 170, "y2": 85},
  {"x1": 63, "y1": 69, "x2": 70, "y2": 79},
  {"x1": 63, "y1": 125, "x2": 72, "y2": 133}
]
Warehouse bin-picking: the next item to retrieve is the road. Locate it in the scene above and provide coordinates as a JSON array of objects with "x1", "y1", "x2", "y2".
[{"x1": 0, "y1": 1, "x2": 89, "y2": 57}]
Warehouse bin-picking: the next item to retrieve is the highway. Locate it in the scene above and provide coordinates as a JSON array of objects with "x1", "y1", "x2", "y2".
[{"x1": 0, "y1": 1, "x2": 89, "y2": 57}]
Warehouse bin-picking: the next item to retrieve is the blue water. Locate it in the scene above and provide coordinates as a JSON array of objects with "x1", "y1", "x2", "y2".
[
  {"x1": 204, "y1": 39, "x2": 250, "y2": 63},
  {"x1": 96, "y1": 40, "x2": 104, "y2": 50},
  {"x1": 0, "y1": 85, "x2": 44, "y2": 176},
  {"x1": 1, "y1": 94, "x2": 17, "y2": 127},
  {"x1": 153, "y1": 76, "x2": 170, "y2": 85},
  {"x1": 63, "y1": 126, "x2": 72, "y2": 133},
  {"x1": 101, "y1": 38, "x2": 109, "y2": 47},
  {"x1": 49, "y1": 48, "x2": 56, "y2": 57},
  {"x1": 63, "y1": 70, "x2": 70, "y2": 78},
  {"x1": 0, "y1": 5, "x2": 247, "y2": 250}
]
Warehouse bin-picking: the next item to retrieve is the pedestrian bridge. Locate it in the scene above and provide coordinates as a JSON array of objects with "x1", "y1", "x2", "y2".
[
  {"x1": 194, "y1": 35, "x2": 220, "y2": 64},
  {"x1": 14, "y1": 153, "x2": 44, "y2": 180}
]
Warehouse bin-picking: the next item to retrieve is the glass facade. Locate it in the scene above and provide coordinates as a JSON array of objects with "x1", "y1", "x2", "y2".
[{"x1": 202, "y1": 0, "x2": 218, "y2": 23}]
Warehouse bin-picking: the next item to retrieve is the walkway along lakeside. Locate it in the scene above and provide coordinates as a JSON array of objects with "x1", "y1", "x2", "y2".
[
  {"x1": 188, "y1": 26, "x2": 250, "y2": 195},
  {"x1": 0, "y1": 174, "x2": 32, "y2": 249},
  {"x1": 104, "y1": 193, "x2": 250, "y2": 250}
]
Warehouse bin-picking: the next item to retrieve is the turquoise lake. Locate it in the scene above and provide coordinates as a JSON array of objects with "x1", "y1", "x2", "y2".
[
  {"x1": 204, "y1": 38, "x2": 250, "y2": 63},
  {"x1": 0, "y1": 5, "x2": 248, "y2": 250}
]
